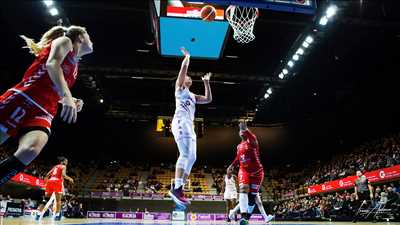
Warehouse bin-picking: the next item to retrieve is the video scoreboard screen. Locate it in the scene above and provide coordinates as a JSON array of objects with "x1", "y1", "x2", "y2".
[
  {"x1": 188, "y1": 0, "x2": 317, "y2": 15},
  {"x1": 164, "y1": 0, "x2": 226, "y2": 20}
]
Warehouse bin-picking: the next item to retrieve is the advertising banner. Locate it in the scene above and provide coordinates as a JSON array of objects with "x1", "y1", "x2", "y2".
[{"x1": 308, "y1": 165, "x2": 400, "y2": 194}]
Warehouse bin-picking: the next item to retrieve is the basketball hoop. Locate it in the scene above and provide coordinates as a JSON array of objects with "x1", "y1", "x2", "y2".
[{"x1": 226, "y1": 5, "x2": 259, "y2": 44}]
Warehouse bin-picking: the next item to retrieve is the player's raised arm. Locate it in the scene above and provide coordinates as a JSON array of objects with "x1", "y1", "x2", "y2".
[
  {"x1": 176, "y1": 47, "x2": 190, "y2": 89},
  {"x1": 195, "y1": 72, "x2": 213, "y2": 104}
]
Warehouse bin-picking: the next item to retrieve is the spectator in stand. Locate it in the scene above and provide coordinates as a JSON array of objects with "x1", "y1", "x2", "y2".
[
  {"x1": 354, "y1": 170, "x2": 374, "y2": 205},
  {"x1": 387, "y1": 187, "x2": 400, "y2": 208},
  {"x1": 26, "y1": 198, "x2": 36, "y2": 209}
]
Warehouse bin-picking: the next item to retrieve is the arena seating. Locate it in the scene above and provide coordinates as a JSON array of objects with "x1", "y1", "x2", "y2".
[{"x1": 3, "y1": 132, "x2": 400, "y2": 204}]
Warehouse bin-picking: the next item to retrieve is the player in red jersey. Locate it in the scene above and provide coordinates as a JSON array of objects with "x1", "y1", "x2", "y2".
[
  {"x1": 36, "y1": 157, "x2": 73, "y2": 221},
  {"x1": 0, "y1": 25, "x2": 93, "y2": 186},
  {"x1": 227, "y1": 120, "x2": 264, "y2": 225}
]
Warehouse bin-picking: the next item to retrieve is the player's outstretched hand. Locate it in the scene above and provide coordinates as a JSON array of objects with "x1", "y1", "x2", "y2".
[
  {"x1": 180, "y1": 47, "x2": 190, "y2": 57},
  {"x1": 202, "y1": 72, "x2": 212, "y2": 81},
  {"x1": 60, "y1": 96, "x2": 77, "y2": 124}
]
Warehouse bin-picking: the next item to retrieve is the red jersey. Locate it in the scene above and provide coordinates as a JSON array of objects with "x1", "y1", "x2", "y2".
[
  {"x1": 49, "y1": 164, "x2": 64, "y2": 181},
  {"x1": 11, "y1": 43, "x2": 78, "y2": 117},
  {"x1": 231, "y1": 129, "x2": 263, "y2": 174}
]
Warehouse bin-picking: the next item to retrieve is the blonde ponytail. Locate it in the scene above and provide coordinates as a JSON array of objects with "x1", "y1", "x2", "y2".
[{"x1": 20, "y1": 25, "x2": 67, "y2": 56}]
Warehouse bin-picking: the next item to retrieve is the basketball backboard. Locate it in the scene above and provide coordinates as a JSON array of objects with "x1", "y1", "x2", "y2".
[{"x1": 150, "y1": 0, "x2": 317, "y2": 59}]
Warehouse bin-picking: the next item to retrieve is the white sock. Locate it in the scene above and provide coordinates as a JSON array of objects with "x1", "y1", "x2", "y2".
[
  {"x1": 233, "y1": 203, "x2": 240, "y2": 213},
  {"x1": 239, "y1": 193, "x2": 248, "y2": 214},
  {"x1": 258, "y1": 203, "x2": 268, "y2": 220},
  {"x1": 174, "y1": 178, "x2": 183, "y2": 189}
]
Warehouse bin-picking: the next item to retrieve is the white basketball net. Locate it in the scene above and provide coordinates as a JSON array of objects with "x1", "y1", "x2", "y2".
[{"x1": 226, "y1": 5, "x2": 259, "y2": 44}]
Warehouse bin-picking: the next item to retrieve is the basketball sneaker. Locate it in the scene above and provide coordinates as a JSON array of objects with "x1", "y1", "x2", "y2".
[
  {"x1": 53, "y1": 213, "x2": 62, "y2": 221},
  {"x1": 168, "y1": 184, "x2": 190, "y2": 206},
  {"x1": 239, "y1": 218, "x2": 249, "y2": 225},
  {"x1": 265, "y1": 214, "x2": 275, "y2": 223}
]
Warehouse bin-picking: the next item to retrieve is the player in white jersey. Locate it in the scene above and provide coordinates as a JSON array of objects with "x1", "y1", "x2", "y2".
[
  {"x1": 169, "y1": 47, "x2": 212, "y2": 206},
  {"x1": 223, "y1": 169, "x2": 238, "y2": 222}
]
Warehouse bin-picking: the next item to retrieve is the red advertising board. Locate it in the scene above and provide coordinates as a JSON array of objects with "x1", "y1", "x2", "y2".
[
  {"x1": 10, "y1": 173, "x2": 45, "y2": 189},
  {"x1": 308, "y1": 165, "x2": 400, "y2": 195}
]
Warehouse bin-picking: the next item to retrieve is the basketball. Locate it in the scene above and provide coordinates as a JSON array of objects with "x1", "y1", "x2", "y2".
[{"x1": 200, "y1": 5, "x2": 216, "y2": 21}]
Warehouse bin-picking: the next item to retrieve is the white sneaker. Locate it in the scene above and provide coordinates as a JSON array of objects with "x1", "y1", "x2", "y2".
[
  {"x1": 229, "y1": 209, "x2": 236, "y2": 221},
  {"x1": 265, "y1": 214, "x2": 275, "y2": 223}
]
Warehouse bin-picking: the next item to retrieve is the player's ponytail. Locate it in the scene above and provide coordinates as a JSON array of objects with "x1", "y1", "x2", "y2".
[{"x1": 20, "y1": 25, "x2": 67, "y2": 56}]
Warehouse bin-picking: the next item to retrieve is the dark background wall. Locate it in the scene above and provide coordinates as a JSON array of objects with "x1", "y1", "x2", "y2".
[{"x1": 38, "y1": 121, "x2": 290, "y2": 169}]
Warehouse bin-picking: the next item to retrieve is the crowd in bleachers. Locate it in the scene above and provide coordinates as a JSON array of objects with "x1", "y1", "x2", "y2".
[
  {"x1": 273, "y1": 183, "x2": 400, "y2": 220},
  {"x1": 304, "y1": 133, "x2": 400, "y2": 186},
  {"x1": 1, "y1": 132, "x2": 400, "y2": 220},
  {"x1": 0, "y1": 194, "x2": 85, "y2": 218},
  {"x1": 259, "y1": 133, "x2": 400, "y2": 202},
  {"x1": 211, "y1": 168, "x2": 225, "y2": 194}
]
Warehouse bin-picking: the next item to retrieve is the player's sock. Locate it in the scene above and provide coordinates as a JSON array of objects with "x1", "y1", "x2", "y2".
[
  {"x1": 258, "y1": 204, "x2": 268, "y2": 220},
  {"x1": 239, "y1": 193, "x2": 248, "y2": 219},
  {"x1": 247, "y1": 204, "x2": 256, "y2": 214},
  {"x1": 233, "y1": 203, "x2": 240, "y2": 213},
  {"x1": 0, "y1": 156, "x2": 26, "y2": 186},
  {"x1": 246, "y1": 193, "x2": 256, "y2": 219},
  {"x1": 174, "y1": 178, "x2": 184, "y2": 190}
]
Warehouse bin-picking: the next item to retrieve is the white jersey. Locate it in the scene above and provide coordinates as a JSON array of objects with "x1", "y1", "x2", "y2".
[
  {"x1": 224, "y1": 175, "x2": 237, "y2": 200},
  {"x1": 173, "y1": 87, "x2": 196, "y2": 122},
  {"x1": 224, "y1": 175, "x2": 237, "y2": 193}
]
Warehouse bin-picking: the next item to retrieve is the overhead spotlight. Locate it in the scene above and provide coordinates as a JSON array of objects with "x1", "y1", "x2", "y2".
[
  {"x1": 326, "y1": 5, "x2": 338, "y2": 18},
  {"x1": 292, "y1": 54, "x2": 300, "y2": 61},
  {"x1": 296, "y1": 48, "x2": 304, "y2": 55},
  {"x1": 278, "y1": 73, "x2": 284, "y2": 79},
  {"x1": 319, "y1": 16, "x2": 328, "y2": 26},
  {"x1": 264, "y1": 93, "x2": 270, "y2": 99},
  {"x1": 99, "y1": 99, "x2": 104, "y2": 103},
  {"x1": 282, "y1": 68, "x2": 288, "y2": 75},
  {"x1": 136, "y1": 49, "x2": 150, "y2": 53},
  {"x1": 267, "y1": 88, "x2": 272, "y2": 94},
  {"x1": 287, "y1": 60, "x2": 294, "y2": 67},
  {"x1": 49, "y1": 7, "x2": 59, "y2": 16},
  {"x1": 43, "y1": 0, "x2": 54, "y2": 7},
  {"x1": 302, "y1": 41, "x2": 310, "y2": 48},
  {"x1": 305, "y1": 36, "x2": 314, "y2": 44}
]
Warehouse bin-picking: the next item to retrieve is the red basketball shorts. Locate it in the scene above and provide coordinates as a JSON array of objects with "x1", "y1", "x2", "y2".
[
  {"x1": 238, "y1": 169, "x2": 264, "y2": 193},
  {"x1": 45, "y1": 180, "x2": 63, "y2": 195},
  {"x1": 0, "y1": 89, "x2": 53, "y2": 137}
]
